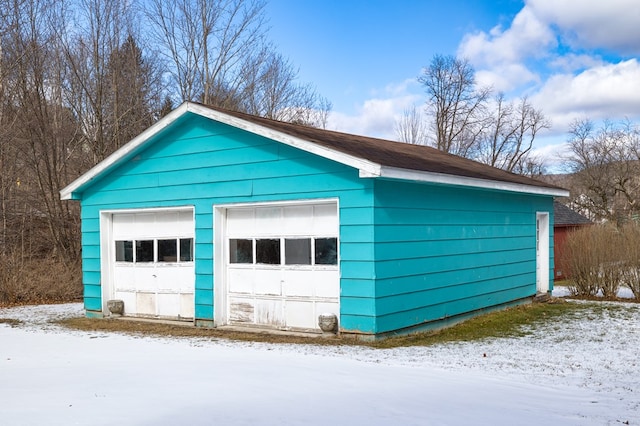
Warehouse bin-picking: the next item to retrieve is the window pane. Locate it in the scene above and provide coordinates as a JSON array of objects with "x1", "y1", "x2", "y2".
[
  {"x1": 180, "y1": 238, "x2": 194, "y2": 262},
  {"x1": 158, "y1": 239, "x2": 177, "y2": 262},
  {"x1": 315, "y1": 238, "x2": 337, "y2": 265},
  {"x1": 136, "y1": 240, "x2": 154, "y2": 262},
  {"x1": 256, "y1": 239, "x2": 280, "y2": 264},
  {"x1": 230, "y1": 239, "x2": 253, "y2": 264},
  {"x1": 115, "y1": 240, "x2": 133, "y2": 262},
  {"x1": 285, "y1": 238, "x2": 311, "y2": 265}
]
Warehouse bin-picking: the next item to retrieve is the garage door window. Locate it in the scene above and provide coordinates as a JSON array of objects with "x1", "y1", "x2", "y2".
[
  {"x1": 314, "y1": 238, "x2": 337, "y2": 265},
  {"x1": 285, "y1": 239, "x2": 311, "y2": 265},
  {"x1": 229, "y1": 237, "x2": 337, "y2": 266},
  {"x1": 115, "y1": 238, "x2": 194, "y2": 263},
  {"x1": 136, "y1": 240, "x2": 154, "y2": 262},
  {"x1": 256, "y1": 239, "x2": 280, "y2": 264}
]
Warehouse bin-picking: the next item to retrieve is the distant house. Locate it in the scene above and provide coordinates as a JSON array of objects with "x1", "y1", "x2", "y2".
[
  {"x1": 60, "y1": 102, "x2": 568, "y2": 339},
  {"x1": 553, "y1": 201, "x2": 592, "y2": 280}
]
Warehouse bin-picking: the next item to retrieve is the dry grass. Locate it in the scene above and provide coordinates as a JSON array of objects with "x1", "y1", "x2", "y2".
[
  {"x1": 57, "y1": 298, "x2": 591, "y2": 349},
  {"x1": 0, "y1": 256, "x2": 82, "y2": 306}
]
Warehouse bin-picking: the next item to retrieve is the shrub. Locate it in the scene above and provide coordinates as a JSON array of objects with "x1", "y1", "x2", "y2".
[
  {"x1": 620, "y1": 223, "x2": 640, "y2": 300},
  {"x1": 0, "y1": 254, "x2": 82, "y2": 305},
  {"x1": 563, "y1": 224, "x2": 622, "y2": 297},
  {"x1": 563, "y1": 222, "x2": 640, "y2": 300}
]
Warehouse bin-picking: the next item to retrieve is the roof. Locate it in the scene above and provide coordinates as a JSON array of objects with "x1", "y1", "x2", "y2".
[
  {"x1": 554, "y1": 201, "x2": 592, "y2": 226},
  {"x1": 60, "y1": 102, "x2": 569, "y2": 200}
]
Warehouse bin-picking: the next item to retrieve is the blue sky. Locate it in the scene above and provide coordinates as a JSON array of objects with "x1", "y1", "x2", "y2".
[{"x1": 265, "y1": 0, "x2": 640, "y2": 170}]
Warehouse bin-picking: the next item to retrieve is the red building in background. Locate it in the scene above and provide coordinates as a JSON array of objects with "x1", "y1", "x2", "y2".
[{"x1": 553, "y1": 201, "x2": 592, "y2": 280}]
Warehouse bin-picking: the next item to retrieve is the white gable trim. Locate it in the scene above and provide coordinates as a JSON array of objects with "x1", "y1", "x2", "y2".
[
  {"x1": 185, "y1": 103, "x2": 382, "y2": 176},
  {"x1": 375, "y1": 166, "x2": 569, "y2": 197},
  {"x1": 60, "y1": 102, "x2": 565, "y2": 200},
  {"x1": 60, "y1": 103, "x2": 192, "y2": 200}
]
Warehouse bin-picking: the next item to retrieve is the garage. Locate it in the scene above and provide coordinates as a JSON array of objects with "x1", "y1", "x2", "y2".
[
  {"x1": 108, "y1": 209, "x2": 195, "y2": 320},
  {"x1": 219, "y1": 201, "x2": 339, "y2": 331}
]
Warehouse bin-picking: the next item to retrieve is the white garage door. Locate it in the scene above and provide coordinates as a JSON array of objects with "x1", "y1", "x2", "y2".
[
  {"x1": 224, "y1": 202, "x2": 339, "y2": 331},
  {"x1": 110, "y1": 209, "x2": 195, "y2": 320}
]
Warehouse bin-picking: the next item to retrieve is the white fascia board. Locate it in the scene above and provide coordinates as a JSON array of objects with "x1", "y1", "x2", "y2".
[
  {"x1": 60, "y1": 103, "x2": 192, "y2": 200},
  {"x1": 376, "y1": 166, "x2": 570, "y2": 197},
  {"x1": 61, "y1": 102, "x2": 382, "y2": 201},
  {"x1": 185, "y1": 103, "x2": 382, "y2": 177}
]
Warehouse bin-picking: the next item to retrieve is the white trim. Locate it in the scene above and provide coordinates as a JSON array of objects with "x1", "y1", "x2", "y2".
[
  {"x1": 60, "y1": 104, "x2": 192, "y2": 200},
  {"x1": 60, "y1": 101, "x2": 567, "y2": 200},
  {"x1": 536, "y1": 211, "x2": 550, "y2": 293},
  {"x1": 186, "y1": 103, "x2": 382, "y2": 177},
  {"x1": 213, "y1": 206, "x2": 226, "y2": 327},
  {"x1": 376, "y1": 166, "x2": 570, "y2": 197}
]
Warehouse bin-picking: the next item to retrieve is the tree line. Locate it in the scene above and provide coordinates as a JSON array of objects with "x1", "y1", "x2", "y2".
[
  {"x1": 400, "y1": 54, "x2": 640, "y2": 225},
  {"x1": 0, "y1": 0, "x2": 330, "y2": 267}
]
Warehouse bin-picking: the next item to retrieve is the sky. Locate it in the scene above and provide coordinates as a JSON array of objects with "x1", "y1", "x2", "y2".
[{"x1": 265, "y1": 0, "x2": 640, "y2": 171}]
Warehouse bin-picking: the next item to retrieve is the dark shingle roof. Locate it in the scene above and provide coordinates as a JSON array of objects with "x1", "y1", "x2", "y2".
[
  {"x1": 554, "y1": 201, "x2": 592, "y2": 226},
  {"x1": 206, "y1": 104, "x2": 564, "y2": 191}
]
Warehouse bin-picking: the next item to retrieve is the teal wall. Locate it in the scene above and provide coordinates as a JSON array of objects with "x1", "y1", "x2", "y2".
[
  {"x1": 371, "y1": 179, "x2": 554, "y2": 334},
  {"x1": 76, "y1": 111, "x2": 555, "y2": 336},
  {"x1": 78, "y1": 113, "x2": 378, "y2": 332}
]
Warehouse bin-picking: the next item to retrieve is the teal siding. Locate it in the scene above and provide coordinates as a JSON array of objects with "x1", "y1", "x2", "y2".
[
  {"x1": 74, "y1": 111, "x2": 555, "y2": 336},
  {"x1": 372, "y1": 179, "x2": 554, "y2": 334},
  {"x1": 78, "y1": 113, "x2": 377, "y2": 331}
]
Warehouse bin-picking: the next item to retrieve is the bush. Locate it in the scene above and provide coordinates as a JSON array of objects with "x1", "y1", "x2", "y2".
[
  {"x1": 563, "y1": 223, "x2": 640, "y2": 300},
  {"x1": 0, "y1": 254, "x2": 82, "y2": 306}
]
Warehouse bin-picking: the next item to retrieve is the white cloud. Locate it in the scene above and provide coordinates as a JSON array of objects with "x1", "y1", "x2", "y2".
[
  {"x1": 457, "y1": 6, "x2": 556, "y2": 91},
  {"x1": 527, "y1": 0, "x2": 640, "y2": 54},
  {"x1": 532, "y1": 59, "x2": 640, "y2": 132},
  {"x1": 327, "y1": 79, "x2": 423, "y2": 141}
]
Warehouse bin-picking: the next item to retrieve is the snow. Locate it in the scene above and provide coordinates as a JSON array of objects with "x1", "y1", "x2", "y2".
[{"x1": 1, "y1": 301, "x2": 639, "y2": 425}]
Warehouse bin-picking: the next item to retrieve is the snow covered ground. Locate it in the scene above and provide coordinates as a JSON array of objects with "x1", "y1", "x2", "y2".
[{"x1": 1, "y1": 298, "x2": 639, "y2": 426}]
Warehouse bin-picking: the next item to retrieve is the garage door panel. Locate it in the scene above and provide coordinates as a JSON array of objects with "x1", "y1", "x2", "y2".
[
  {"x1": 315, "y1": 301, "x2": 340, "y2": 317},
  {"x1": 285, "y1": 301, "x2": 316, "y2": 329},
  {"x1": 136, "y1": 292, "x2": 156, "y2": 316},
  {"x1": 253, "y1": 268, "x2": 282, "y2": 296},
  {"x1": 254, "y1": 299, "x2": 284, "y2": 326},
  {"x1": 228, "y1": 268, "x2": 254, "y2": 294},
  {"x1": 283, "y1": 205, "x2": 313, "y2": 235},
  {"x1": 180, "y1": 294, "x2": 195, "y2": 319},
  {"x1": 313, "y1": 204, "x2": 338, "y2": 234},
  {"x1": 226, "y1": 208, "x2": 255, "y2": 235},
  {"x1": 228, "y1": 297, "x2": 255, "y2": 323},
  {"x1": 282, "y1": 270, "x2": 314, "y2": 297},
  {"x1": 114, "y1": 267, "x2": 135, "y2": 291},
  {"x1": 313, "y1": 270, "x2": 340, "y2": 298},
  {"x1": 157, "y1": 293, "x2": 180, "y2": 318},
  {"x1": 114, "y1": 291, "x2": 136, "y2": 315},
  {"x1": 133, "y1": 267, "x2": 158, "y2": 292},
  {"x1": 156, "y1": 266, "x2": 194, "y2": 291}
]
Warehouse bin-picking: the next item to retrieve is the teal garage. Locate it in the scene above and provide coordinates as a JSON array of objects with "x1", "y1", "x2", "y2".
[{"x1": 61, "y1": 102, "x2": 567, "y2": 338}]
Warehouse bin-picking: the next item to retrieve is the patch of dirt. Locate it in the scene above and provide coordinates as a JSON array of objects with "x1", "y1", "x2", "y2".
[{"x1": 57, "y1": 317, "x2": 368, "y2": 346}]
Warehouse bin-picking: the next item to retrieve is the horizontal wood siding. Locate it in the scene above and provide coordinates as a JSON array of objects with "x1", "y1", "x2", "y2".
[
  {"x1": 372, "y1": 179, "x2": 553, "y2": 334},
  {"x1": 78, "y1": 113, "x2": 376, "y2": 332}
]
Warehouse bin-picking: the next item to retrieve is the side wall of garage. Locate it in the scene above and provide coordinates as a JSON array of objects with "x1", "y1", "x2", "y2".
[
  {"x1": 78, "y1": 113, "x2": 379, "y2": 333},
  {"x1": 371, "y1": 179, "x2": 554, "y2": 334}
]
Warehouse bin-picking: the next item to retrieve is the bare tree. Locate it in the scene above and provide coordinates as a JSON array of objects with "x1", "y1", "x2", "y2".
[
  {"x1": 148, "y1": 0, "x2": 331, "y2": 126},
  {"x1": 148, "y1": 0, "x2": 267, "y2": 105},
  {"x1": 419, "y1": 54, "x2": 491, "y2": 157},
  {"x1": 395, "y1": 104, "x2": 427, "y2": 145},
  {"x1": 476, "y1": 94, "x2": 550, "y2": 174},
  {"x1": 566, "y1": 118, "x2": 640, "y2": 223}
]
